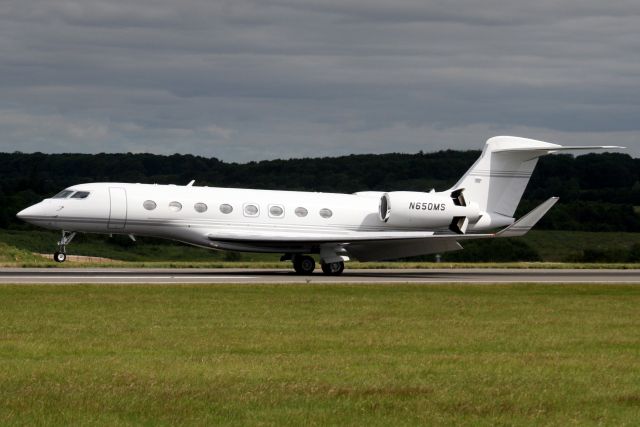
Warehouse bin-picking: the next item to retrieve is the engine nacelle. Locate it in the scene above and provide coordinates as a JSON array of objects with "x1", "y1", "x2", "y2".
[{"x1": 379, "y1": 191, "x2": 481, "y2": 233}]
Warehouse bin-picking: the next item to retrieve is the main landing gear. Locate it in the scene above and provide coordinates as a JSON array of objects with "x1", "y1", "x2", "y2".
[
  {"x1": 321, "y1": 261, "x2": 345, "y2": 276},
  {"x1": 293, "y1": 255, "x2": 316, "y2": 275},
  {"x1": 289, "y1": 254, "x2": 345, "y2": 276},
  {"x1": 53, "y1": 230, "x2": 76, "y2": 263}
]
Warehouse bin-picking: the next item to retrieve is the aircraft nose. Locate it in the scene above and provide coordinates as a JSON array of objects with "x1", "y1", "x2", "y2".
[{"x1": 16, "y1": 204, "x2": 41, "y2": 222}]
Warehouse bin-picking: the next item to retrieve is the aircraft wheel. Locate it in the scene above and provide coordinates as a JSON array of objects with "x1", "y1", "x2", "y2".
[
  {"x1": 321, "y1": 261, "x2": 344, "y2": 275},
  {"x1": 293, "y1": 255, "x2": 315, "y2": 275},
  {"x1": 53, "y1": 251, "x2": 66, "y2": 263}
]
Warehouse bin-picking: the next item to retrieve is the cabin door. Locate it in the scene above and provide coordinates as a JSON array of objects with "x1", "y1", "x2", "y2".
[{"x1": 108, "y1": 187, "x2": 127, "y2": 229}]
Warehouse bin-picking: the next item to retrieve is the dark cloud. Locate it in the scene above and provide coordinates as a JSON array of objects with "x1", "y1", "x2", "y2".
[{"x1": 0, "y1": 0, "x2": 638, "y2": 160}]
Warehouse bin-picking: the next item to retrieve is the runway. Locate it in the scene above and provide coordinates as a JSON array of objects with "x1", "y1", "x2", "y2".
[{"x1": 1, "y1": 268, "x2": 640, "y2": 284}]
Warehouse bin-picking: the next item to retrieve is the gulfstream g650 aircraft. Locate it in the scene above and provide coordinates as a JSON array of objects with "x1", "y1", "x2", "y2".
[{"x1": 17, "y1": 136, "x2": 621, "y2": 275}]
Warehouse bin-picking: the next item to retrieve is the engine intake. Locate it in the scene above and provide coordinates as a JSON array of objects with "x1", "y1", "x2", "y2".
[{"x1": 379, "y1": 191, "x2": 480, "y2": 232}]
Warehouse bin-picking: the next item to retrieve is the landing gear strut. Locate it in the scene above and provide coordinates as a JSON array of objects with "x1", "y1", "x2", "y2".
[
  {"x1": 53, "y1": 230, "x2": 76, "y2": 263},
  {"x1": 292, "y1": 255, "x2": 316, "y2": 275}
]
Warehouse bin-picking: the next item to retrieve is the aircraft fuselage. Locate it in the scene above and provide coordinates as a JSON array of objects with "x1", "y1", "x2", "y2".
[{"x1": 18, "y1": 183, "x2": 405, "y2": 253}]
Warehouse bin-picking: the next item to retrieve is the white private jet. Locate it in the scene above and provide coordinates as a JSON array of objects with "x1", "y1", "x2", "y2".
[{"x1": 16, "y1": 136, "x2": 622, "y2": 275}]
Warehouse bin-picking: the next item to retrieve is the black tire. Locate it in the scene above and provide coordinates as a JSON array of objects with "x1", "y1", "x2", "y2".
[
  {"x1": 53, "y1": 251, "x2": 66, "y2": 263},
  {"x1": 321, "y1": 261, "x2": 344, "y2": 275},
  {"x1": 293, "y1": 255, "x2": 315, "y2": 275}
]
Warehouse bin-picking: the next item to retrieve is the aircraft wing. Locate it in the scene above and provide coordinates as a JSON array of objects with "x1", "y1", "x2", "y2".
[
  {"x1": 207, "y1": 229, "x2": 493, "y2": 245},
  {"x1": 206, "y1": 197, "x2": 556, "y2": 260},
  {"x1": 206, "y1": 229, "x2": 489, "y2": 261},
  {"x1": 496, "y1": 197, "x2": 558, "y2": 237}
]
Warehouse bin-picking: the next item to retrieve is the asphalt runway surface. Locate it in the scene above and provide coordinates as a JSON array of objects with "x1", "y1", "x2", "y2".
[{"x1": 1, "y1": 268, "x2": 640, "y2": 284}]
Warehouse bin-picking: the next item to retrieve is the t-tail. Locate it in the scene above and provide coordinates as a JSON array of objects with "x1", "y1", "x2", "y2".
[{"x1": 450, "y1": 136, "x2": 624, "y2": 232}]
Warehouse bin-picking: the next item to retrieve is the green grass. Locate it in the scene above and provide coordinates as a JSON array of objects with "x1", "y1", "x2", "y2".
[
  {"x1": 0, "y1": 241, "x2": 50, "y2": 265},
  {"x1": 521, "y1": 230, "x2": 640, "y2": 261},
  {"x1": 1, "y1": 283, "x2": 640, "y2": 425}
]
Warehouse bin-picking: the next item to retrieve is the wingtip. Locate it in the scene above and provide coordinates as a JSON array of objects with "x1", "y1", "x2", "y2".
[{"x1": 496, "y1": 196, "x2": 559, "y2": 238}]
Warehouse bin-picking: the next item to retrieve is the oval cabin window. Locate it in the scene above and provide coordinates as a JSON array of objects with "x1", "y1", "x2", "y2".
[
  {"x1": 244, "y1": 204, "x2": 259, "y2": 217},
  {"x1": 169, "y1": 201, "x2": 182, "y2": 212},
  {"x1": 319, "y1": 208, "x2": 333, "y2": 218},
  {"x1": 143, "y1": 200, "x2": 157, "y2": 210},
  {"x1": 269, "y1": 205, "x2": 284, "y2": 217},
  {"x1": 220, "y1": 204, "x2": 233, "y2": 214},
  {"x1": 295, "y1": 207, "x2": 308, "y2": 217},
  {"x1": 194, "y1": 202, "x2": 208, "y2": 213}
]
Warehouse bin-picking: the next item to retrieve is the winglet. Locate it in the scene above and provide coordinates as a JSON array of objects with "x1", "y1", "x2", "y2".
[{"x1": 496, "y1": 197, "x2": 559, "y2": 237}]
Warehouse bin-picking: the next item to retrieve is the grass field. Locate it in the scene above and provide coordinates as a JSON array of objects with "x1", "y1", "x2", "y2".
[
  {"x1": 522, "y1": 230, "x2": 640, "y2": 261},
  {"x1": 1, "y1": 283, "x2": 640, "y2": 425}
]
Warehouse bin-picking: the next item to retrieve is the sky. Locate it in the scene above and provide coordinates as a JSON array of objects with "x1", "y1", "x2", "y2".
[{"x1": 1, "y1": 0, "x2": 639, "y2": 161}]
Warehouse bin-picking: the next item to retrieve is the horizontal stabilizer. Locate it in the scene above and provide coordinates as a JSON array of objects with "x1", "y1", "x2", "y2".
[
  {"x1": 485, "y1": 136, "x2": 624, "y2": 154},
  {"x1": 496, "y1": 197, "x2": 559, "y2": 237},
  {"x1": 493, "y1": 145, "x2": 625, "y2": 154}
]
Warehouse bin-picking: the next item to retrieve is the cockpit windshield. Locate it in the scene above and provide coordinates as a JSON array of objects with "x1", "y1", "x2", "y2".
[
  {"x1": 70, "y1": 191, "x2": 90, "y2": 199},
  {"x1": 52, "y1": 190, "x2": 74, "y2": 199}
]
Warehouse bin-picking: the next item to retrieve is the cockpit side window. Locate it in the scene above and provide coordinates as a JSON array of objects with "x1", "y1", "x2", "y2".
[
  {"x1": 70, "y1": 191, "x2": 90, "y2": 199},
  {"x1": 52, "y1": 190, "x2": 74, "y2": 199}
]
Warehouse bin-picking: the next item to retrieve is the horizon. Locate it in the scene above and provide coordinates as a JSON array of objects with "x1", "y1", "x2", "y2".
[{"x1": 0, "y1": 146, "x2": 632, "y2": 164}]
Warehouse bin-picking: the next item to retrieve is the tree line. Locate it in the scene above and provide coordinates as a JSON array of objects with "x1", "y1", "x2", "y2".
[{"x1": 0, "y1": 149, "x2": 638, "y2": 231}]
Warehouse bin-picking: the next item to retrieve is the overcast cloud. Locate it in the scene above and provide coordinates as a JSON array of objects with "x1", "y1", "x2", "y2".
[{"x1": 0, "y1": 0, "x2": 638, "y2": 160}]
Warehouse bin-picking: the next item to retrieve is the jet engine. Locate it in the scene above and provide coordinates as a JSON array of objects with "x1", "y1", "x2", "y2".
[{"x1": 379, "y1": 190, "x2": 481, "y2": 234}]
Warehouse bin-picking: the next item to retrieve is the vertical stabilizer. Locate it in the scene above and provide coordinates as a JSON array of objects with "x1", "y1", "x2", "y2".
[{"x1": 450, "y1": 136, "x2": 623, "y2": 228}]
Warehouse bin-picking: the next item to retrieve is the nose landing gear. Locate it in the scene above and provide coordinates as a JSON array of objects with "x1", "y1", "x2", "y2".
[{"x1": 53, "y1": 230, "x2": 76, "y2": 263}]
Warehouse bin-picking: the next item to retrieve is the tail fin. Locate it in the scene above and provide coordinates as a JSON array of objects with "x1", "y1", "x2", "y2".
[{"x1": 451, "y1": 136, "x2": 623, "y2": 227}]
